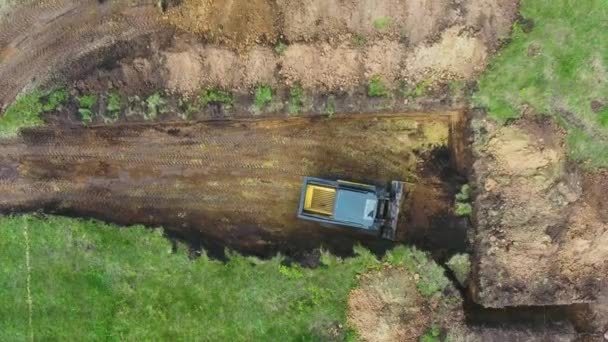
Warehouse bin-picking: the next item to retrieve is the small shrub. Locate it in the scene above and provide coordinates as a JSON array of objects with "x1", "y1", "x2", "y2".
[
  {"x1": 368, "y1": 75, "x2": 389, "y2": 97},
  {"x1": 373, "y1": 17, "x2": 392, "y2": 30},
  {"x1": 455, "y1": 184, "x2": 471, "y2": 202},
  {"x1": 145, "y1": 92, "x2": 167, "y2": 120},
  {"x1": 77, "y1": 94, "x2": 98, "y2": 124},
  {"x1": 454, "y1": 184, "x2": 472, "y2": 217},
  {"x1": 254, "y1": 85, "x2": 273, "y2": 110},
  {"x1": 325, "y1": 96, "x2": 336, "y2": 118},
  {"x1": 419, "y1": 326, "x2": 441, "y2": 342},
  {"x1": 417, "y1": 262, "x2": 450, "y2": 297},
  {"x1": 107, "y1": 92, "x2": 121, "y2": 114},
  {"x1": 446, "y1": 253, "x2": 471, "y2": 287},
  {"x1": 455, "y1": 202, "x2": 472, "y2": 217},
  {"x1": 42, "y1": 89, "x2": 68, "y2": 112},
  {"x1": 200, "y1": 89, "x2": 233, "y2": 107},
  {"x1": 288, "y1": 84, "x2": 305, "y2": 114},
  {"x1": 275, "y1": 42, "x2": 288, "y2": 55}
]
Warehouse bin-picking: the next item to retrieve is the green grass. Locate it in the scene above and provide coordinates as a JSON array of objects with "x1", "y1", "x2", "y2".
[
  {"x1": 454, "y1": 202, "x2": 472, "y2": 217},
  {"x1": 368, "y1": 75, "x2": 390, "y2": 97},
  {"x1": 288, "y1": 83, "x2": 305, "y2": 115},
  {"x1": 200, "y1": 89, "x2": 234, "y2": 107},
  {"x1": 373, "y1": 17, "x2": 392, "y2": 30},
  {"x1": 0, "y1": 214, "x2": 452, "y2": 341},
  {"x1": 254, "y1": 85, "x2": 273, "y2": 110},
  {"x1": 0, "y1": 89, "x2": 68, "y2": 138},
  {"x1": 473, "y1": 0, "x2": 608, "y2": 167}
]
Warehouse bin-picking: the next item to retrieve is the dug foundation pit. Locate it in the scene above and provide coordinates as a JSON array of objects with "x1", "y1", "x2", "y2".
[{"x1": 0, "y1": 112, "x2": 468, "y2": 258}]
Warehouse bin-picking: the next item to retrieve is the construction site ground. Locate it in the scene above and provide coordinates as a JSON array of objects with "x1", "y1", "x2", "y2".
[{"x1": 0, "y1": 113, "x2": 466, "y2": 258}]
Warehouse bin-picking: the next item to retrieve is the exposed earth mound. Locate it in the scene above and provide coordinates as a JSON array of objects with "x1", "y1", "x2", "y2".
[{"x1": 472, "y1": 113, "x2": 608, "y2": 307}]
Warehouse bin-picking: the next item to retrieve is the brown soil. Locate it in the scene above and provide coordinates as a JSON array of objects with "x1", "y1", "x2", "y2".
[
  {"x1": 347, "y1": 267, "x2": 435, "y2": 342},
  {"x1": 0, "y1": 0, "x2": 164, "y2": 111},
  {"x1": 471, "y1": 113, "x2": 608, "y2": 308},
  {"x1": 166, "y1": 0, "x2": 278, "y2": 50},
  {"x1": 0, "y1": 113, "x2": 465, "y2": 257}
]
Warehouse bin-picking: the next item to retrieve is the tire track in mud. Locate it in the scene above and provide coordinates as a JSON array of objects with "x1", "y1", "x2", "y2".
[
  {"x1": 0, "y1": 0, "x2": 163, "y2": 110},
  {"x1": 0, "y1": 114, "x2": 465, "y2": 256}
]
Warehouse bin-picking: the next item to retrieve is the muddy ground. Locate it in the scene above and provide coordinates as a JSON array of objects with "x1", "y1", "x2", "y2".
[{"x1": 0, "y1": 113, "x2": 467, "y2": 258}]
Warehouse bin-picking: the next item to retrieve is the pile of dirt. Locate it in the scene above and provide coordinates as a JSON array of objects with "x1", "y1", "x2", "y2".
[
  {"x1": 348, "y1": 268, "x2": 431, "y2": 341},
  {"x1": 472, "y1": 113, "x2": 608, "y2": 308},
  {"x1": 165, "y1": 0, "x2": 279, "y2": 50},
  {"x1": 347, "y1": 267, "x2": 464, "y2": 342}
]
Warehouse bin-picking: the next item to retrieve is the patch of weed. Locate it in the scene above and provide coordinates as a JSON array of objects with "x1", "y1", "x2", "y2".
[
  {"x1": 446, "y1": 254, "x2": 471, "y2": 287},
  {"x1": 455, "y1": 184, "x2": 471, "y2": 202},
  {"x1": 455, "y1": 202, "x2": 472, "y2": 217},
  {"x1": 42, "y1": 89, "x2": 68, "y2": 112},
  {"x1": 288, "y1": 83, "x2": 305, "y2": 115},
  {"x1": 275, "y1": 41, "x2": 288, "y2": 55},
  {"x1": 419, "y1": 326, "x2": 441, "y2": 342},
  {"x1": 373, "y1": 17, "x2": 392, "y2": 30},
  {"x1": 77, "y1": 94, "x2": 98, "y2": 125},
  {"x1": 368, "y1": 75, "x2": 389, "y2": 98},
  {"x1": 352, "y1": 33, "x2": 367, "y2": 47},
  {"x1": 384, "y1": 246, "x2": 450, "y2": 298},
  {"x1": 325, "y1": 95, "x2": 336, "y2": 118},
  {"x1": 254, "y1": 85, "x2": 273, "y2": 110},
  {"x1": 200, "y1": 89, "x2": 233, "y2": 107},
  {"x1": 454, "y1": 184, "x2": 472, "y2": 217},
  {"x1": 0, "y1": 91, "x2": 44, "y2": 137},
  {"x1": 145, "y1": 92, "x2": 167, "y2": 120}
]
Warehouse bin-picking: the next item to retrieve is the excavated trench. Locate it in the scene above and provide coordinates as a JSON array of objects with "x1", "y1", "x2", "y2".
[
  {"x1": 0, "y1": 112, "x2": 469, "y2": 260},
  {"x1": 1, "y1": 0, "x2": 605, "y2": 338}
]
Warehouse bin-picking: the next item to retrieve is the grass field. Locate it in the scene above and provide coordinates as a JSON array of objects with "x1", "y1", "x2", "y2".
[
  {"x1": 0, "y1": 215, "x2": 450, "y2": 341},
  {"x1": 474, "y1": 0, "x2": 608, "y2": 168}
]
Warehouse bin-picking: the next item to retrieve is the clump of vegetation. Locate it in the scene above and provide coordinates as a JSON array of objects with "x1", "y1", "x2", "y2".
[
  {"x1": 446, "y1": 253, "x2": 471, "y2": 287},
  {"x1": 274, "y1": 41, "x2": 288, "y2": 55},
  {"x1": 42, "y1": 89, "x2": 68, "y2": 112},
  {"x1": 454, "y1": 184, "x2": 472, "y2": 217},
  {"x1": 0, "y1": 89, "x2": 70, "y2": 137},
  {"x1": 77, "y1": 94, "x2": 98, "y2": 125},
  {"x1": 352, "y1": 33, "x2": 367, "y2": 47},
  {"x1": 104, "y1": 91, "x2": 122, "y2": 122},
  {"x1": 254, "y1": 85, "x2": 273, "y2": 110},
  {"x1": 373, "y1": 17, "x2": 392, "y2": 30},
  {"x1": 0, "y1": 92, "x2": 44, "y2": 137},
  {"x1": 473, "y1": 0, "x2": 608, "y2": 168},
  {"x1": 368, "y1": 75, "x2": 390, "y2": 97},
  {"x1": 1, "y1": 214, "x2": 445, "y2": 341},
  {"x1": 200, "y1": 89, "x2": 233, "y2": 107},
  {"x1": 400, "y1": 79, "x2": 430, "y2": 99},
  {"x1": 419, "y1": 326, "x2": 441, "y2": 342},
  {"x1": 384, "y1": 247, "x2": 450, "y2": 298},
  {"x1": 145, "y1": 92, "x2": 167, "y2": 120},
  {"x1": 325, "y1": 95, "x2": 336, "y2": 118},
  {"x1": 288, "y1": 83, "x2": 305, "y2": 115}
]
